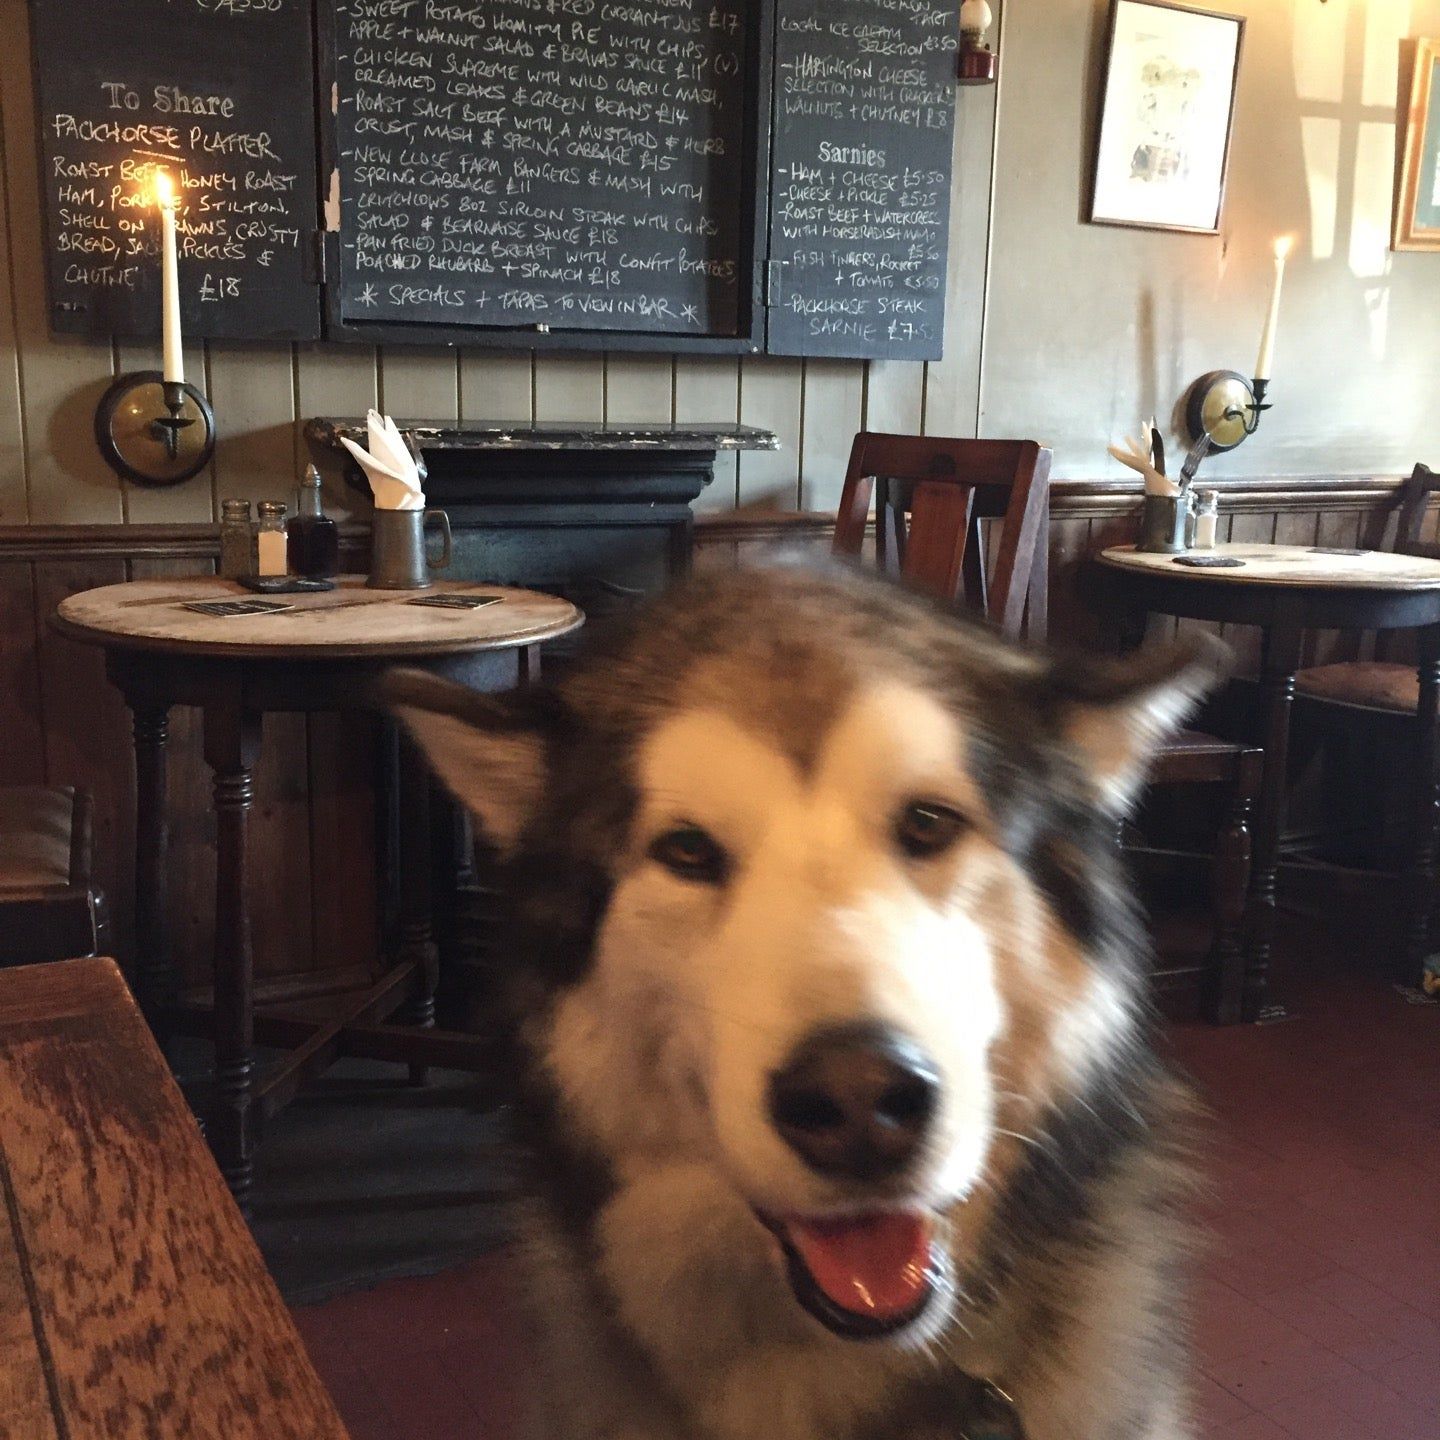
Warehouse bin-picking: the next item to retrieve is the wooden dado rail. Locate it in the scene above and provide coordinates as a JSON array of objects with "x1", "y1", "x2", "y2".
[{"x1": 0, "y1": 473, "x2": 1420, "y2": 997}]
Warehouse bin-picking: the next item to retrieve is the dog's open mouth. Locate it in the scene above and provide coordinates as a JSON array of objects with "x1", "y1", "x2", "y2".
[{"x1": 759, "y1": 1210, "x2": 946, "y2": 1339}]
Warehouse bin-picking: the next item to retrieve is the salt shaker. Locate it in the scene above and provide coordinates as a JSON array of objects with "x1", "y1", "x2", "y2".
[
  {"x1": 254, "y1": 501, "x2": 289, "y2": 577},
  {"x1": 1191, "y1": 490, "x2": 1219, "y2": 550},
  {"x1": 219, "y1": 498, "x2": 254, "y2": 579}
]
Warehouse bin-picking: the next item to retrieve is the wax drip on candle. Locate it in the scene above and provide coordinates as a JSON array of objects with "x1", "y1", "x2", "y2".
[{"x1": 154, "y1": 170, "x2": 184, "y2": 387}]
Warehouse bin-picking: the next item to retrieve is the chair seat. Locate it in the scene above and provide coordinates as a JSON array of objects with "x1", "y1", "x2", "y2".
[
  {"x1": 1163, "y1": 728, "x2": 1252, "y2": 757},
  {"x1": 1295, "y1": 662, "x2": 1417, "y2": 714},
  {"x1": 0, "y1": 786, "x2": 79, "y2": 891}
]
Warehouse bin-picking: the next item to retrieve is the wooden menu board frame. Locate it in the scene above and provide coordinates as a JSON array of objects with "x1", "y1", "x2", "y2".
[
  {"x1": 315, "y1": 0, "x2": 777, "y2": 354},
  {"x1": 27, "y1": 0, "x2": 961, "y2": 359}
]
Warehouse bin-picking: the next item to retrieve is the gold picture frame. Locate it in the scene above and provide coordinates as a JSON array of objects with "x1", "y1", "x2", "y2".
[{"x1": 1395, "y1": 38, "x2": 1440, "y2": 252}]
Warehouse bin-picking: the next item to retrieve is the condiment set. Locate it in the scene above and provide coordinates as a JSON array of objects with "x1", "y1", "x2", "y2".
[{"x1": 219, "y1": 465, "x2": 340, "y2": 588}]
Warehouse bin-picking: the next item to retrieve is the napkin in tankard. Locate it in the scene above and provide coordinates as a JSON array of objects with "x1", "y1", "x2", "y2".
[
  {"x1": 1108, "y1": 435, "x2": 1180, "y2": 497},
  {"x1": 338, "y1": 410, "x2": 426, "y2": 511}
]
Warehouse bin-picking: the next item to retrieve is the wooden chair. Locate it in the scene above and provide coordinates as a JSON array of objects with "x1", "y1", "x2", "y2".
[
  {"x1": 832, "y1": 434, "x2": 1051, "y2": 640},
  {"x1": 0, "y1": 786, "x2": 109, "y2": 967},
  {"x1": 832, "y1": 432, "x2": 1260, "y2": 1023},
  {"x1": 1291, "y1": 463, "x2": 1439, "y2": 917}
]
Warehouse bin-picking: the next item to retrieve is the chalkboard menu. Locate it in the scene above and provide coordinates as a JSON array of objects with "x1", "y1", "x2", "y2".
[
  {"x1": 764, "y1": 0, "x2": 956, "y2": 359},
  {"x1": 29, "y1": 0, "x2": 960, "y2": 358},
  {"x1": 326, "y1": 0, "x2": 755, "y2": 340},
  {"x1": 29, "y1": 0, "x2": 321, "y2": 340}
]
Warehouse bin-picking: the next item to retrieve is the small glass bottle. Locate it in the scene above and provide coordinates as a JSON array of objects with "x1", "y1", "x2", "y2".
[
  {"x1": 1192, "y1": 490, "x2": 1219, "y2": 550},
  {"x1": 289, "y1": 465, "x2": 340, "y2": 578},
  {"x1": 219, "y1": 498, "x2": 253, "y2": 579},
  {"x1": 254, "y1": 501, "x2": 289, "y2": 577}
]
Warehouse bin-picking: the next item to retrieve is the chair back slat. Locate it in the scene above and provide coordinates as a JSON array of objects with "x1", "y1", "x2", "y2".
[
  {"x1": 832, "y1": 433, "x2": 1052, "y2": 641},
  {"x1": 1394, "y1": 463, "x2": 1439, "y2": 553}
]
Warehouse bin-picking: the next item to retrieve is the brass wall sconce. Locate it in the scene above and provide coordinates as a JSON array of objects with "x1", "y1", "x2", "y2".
[
  {"x1": 1185, "y1": 372, "x2": 1272, "y2": 454},
  {"x1": 95, "y1": 371, "x2": 217, "y2": 487}
]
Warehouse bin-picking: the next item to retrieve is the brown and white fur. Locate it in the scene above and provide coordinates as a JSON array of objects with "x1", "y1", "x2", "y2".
[{"x1": 386, "y1": 561, "x2": 1217, "y2": 1440}]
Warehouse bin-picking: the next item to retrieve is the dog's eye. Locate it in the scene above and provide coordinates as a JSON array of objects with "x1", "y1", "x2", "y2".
[
  {"x1": 894, "y1": 801, "x2": 967, "y2": 859},
  {"x1": 649, "y1": 824, "x2": 729, "y2": 884}
]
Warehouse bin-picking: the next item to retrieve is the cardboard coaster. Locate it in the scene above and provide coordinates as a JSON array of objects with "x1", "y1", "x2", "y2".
[
  {"x1": 181, "y1": 599, "x2": 296, "y2": 617},
  {"x1": 404, "y1": 594, "x2": 503, "y2": 610}
]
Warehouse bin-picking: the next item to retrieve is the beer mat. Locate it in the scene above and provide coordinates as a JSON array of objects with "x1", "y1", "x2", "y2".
[
  {"x1": 404, "y1": 594, "x2": 504, "y2": 610},
  {"x1": 1308, "y1": 547, "x2": 1368, "y2": 556},
  {"x1": 1173, "y1": 555, "x2": 1244, "y2": 568},
  {"x1": 181, "y1": 599, "x2": 297, "y2": 617}
]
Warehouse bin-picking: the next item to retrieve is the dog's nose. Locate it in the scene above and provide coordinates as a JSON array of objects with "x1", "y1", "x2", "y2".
[{"x1": 767, "y1": 1023, "x2": 940, "y2": 1182}]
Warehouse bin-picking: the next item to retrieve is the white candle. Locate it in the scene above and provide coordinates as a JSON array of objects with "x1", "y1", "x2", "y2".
[
  {"x1": 154, "y1": 171, "x2": 184, "y2": 386},
  {"x1": 1253, "y1": 235, "x2": 1291, "y2": 382}
]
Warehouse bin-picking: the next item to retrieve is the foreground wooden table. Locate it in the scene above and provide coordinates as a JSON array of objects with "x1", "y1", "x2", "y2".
[
  {"x1": 0, "y1": 957, "x2": 350, "y2": 1439},
  {"x1": 52, "y1": 577, "x2": 582, "y2": 1207},
  {"x1": 1092, "y1": 543, "x2": 1440, "y2": 1015}
]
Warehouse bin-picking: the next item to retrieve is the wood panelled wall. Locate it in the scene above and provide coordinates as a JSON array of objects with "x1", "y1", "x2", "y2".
[{"x1": 2, "y1": 478, "x2": 1424, "y2": 994}]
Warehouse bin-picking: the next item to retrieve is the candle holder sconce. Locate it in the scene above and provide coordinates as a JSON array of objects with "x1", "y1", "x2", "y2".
[
  {"x1": 1185, "y1": 371, "x2": 1272, "y2": 454},
  {"x1": 94, "y1": 370, "x2": 216, "y2": 487}
]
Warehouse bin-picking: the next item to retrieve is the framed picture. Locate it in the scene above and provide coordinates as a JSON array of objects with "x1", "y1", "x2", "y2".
[
  {"x1": 1394, "y1": 38, "x2": 1440, "y2": 252},
  {"x1": 1090, "y1": 1, "x2": 1245, "y2": 235}
]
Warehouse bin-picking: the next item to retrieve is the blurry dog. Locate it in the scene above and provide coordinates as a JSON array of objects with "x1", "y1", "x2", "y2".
[{"x1": 387, "y1": 562, "x2": 1215, "y2": 1440}]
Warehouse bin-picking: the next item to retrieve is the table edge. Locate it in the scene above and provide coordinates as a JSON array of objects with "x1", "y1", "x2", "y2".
[
  {"x1": 1093, "y1": 548, "x2": 1440, "y2": 593},
  {"x1": 49, "y1": 606, "x2": 584, "y2": 660}
]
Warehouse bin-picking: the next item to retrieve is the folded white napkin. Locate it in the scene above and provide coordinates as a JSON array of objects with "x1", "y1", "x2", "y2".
[
  {"x1": 1108, "y1": 433, "x2": 1180, "y2": 497},
  {"x1": 339, "y1": 410, "x2": 425, "y2": 510}
]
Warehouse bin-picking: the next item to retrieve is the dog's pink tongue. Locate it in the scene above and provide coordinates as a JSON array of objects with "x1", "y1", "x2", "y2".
[{"x1": 785, "y1": 1213, "x2": 933, "y2": 1320}]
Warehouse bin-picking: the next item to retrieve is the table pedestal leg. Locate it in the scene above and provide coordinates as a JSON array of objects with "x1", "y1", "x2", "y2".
[
  {"x1": 131, "y1": 704, "x2": 174, "y2": 1040},
  {"x1": 204, "y1": 705, "x2": 262, "y2": 1211},
  {"x1": 397, "y1": 735, "x2": 439, "y2": 1086},
  {"x1": 1404, "y1": 626, "x2": 1440, "y2": 982},
  {"x1": 1247, "y1": 622, "x2": 1303, "y2": 1022}
]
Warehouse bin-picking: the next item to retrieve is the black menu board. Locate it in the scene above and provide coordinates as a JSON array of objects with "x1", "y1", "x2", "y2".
[
  {"x1": 29, "y1": 0, "x2": 321, "y2": 341},
  {"x1": 326, "y1": 0, "x2": 753, "y2": 339},
  {"x1": 764, "y1": 0, "x2": 956, "y2": 359}
]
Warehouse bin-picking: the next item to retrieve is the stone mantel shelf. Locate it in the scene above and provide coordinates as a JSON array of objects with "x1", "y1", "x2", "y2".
[{"x1": 305, "y1": 419, "x2": 779, "y2": 453}]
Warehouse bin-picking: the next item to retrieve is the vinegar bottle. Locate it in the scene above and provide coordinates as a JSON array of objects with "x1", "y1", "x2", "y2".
[{"x1": 290, "y1": 465, "x2": 340, "y2": 578}]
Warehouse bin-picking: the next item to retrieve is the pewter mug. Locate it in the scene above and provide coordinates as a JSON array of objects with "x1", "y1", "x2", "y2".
[
  {"x1": 368, "y1": 508, "x2": 452, "y2": 589},
  {"x1": 1138, "y1": 493, "x2": 1192, "y2": 554}
]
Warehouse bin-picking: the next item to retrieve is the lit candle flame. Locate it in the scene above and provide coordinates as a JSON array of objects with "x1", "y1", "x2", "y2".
[
  {"x1": 1273, "y1": 235, "x2": 1293, "y2": 261},
  {"x1": 154, "y1": 170, "x2": 176, "y2": 209}
]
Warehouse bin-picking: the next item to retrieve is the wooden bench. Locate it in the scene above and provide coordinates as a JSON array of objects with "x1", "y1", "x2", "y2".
[
  {"x1": 0, "y1": 786, "x2": 108, "y2": 967},
  {"x1": 0, "y1": 957, "x2": 350, "y2": 1439}
]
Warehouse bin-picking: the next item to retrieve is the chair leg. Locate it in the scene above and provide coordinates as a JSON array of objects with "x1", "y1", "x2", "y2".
[
  {"x1": 90, "y1": 888, "x2": 113, "y2": 959},
  {"x1": 1205, "y1": 760, "x2": 1258, "y2": 1025}
]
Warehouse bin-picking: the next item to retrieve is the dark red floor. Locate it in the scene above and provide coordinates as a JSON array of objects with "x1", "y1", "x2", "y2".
[{"x1": 293, "y1": 955, "x2": 1440, "y2": 1440}]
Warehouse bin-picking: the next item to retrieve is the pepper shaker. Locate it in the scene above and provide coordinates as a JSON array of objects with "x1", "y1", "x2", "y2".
[{"x1": 219, "y1": 499, "x2": 254, "y2": 579}]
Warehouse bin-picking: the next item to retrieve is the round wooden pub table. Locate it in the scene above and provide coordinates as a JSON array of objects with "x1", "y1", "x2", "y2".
[
  {"x1": 1092, "y1": 543, "x2": 1440, "y2": 1019},
  {"x1": 53, "y1": 576, "x2": 582, "y2": 1208}
]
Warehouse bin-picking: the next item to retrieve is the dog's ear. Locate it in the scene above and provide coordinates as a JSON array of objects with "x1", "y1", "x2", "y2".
[
  {"x1": 1048, "y1": 635, "x2": 1230, "y2": 815},
  {"x1": 382, "y1": 669, "x2": 561, "y2": 850}
]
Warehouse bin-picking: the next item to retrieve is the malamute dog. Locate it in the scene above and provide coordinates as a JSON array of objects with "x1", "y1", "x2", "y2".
[{"x1": 387, "y1": 562, "x2": 1214, "y2": 1440}]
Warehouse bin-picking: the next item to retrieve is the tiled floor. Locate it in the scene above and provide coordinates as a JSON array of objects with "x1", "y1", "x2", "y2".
[{"x1": 293, "y1": 947, "x2": 1440, "y2": 1439}]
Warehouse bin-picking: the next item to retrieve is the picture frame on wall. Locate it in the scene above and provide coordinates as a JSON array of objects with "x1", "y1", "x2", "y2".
[
  {"x1": 1394, "y1": 37, "x2": 1440, "y2": 251},
  {"x1": 1090, "y1": 0, "x2": 1245, "y2": 235}
]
